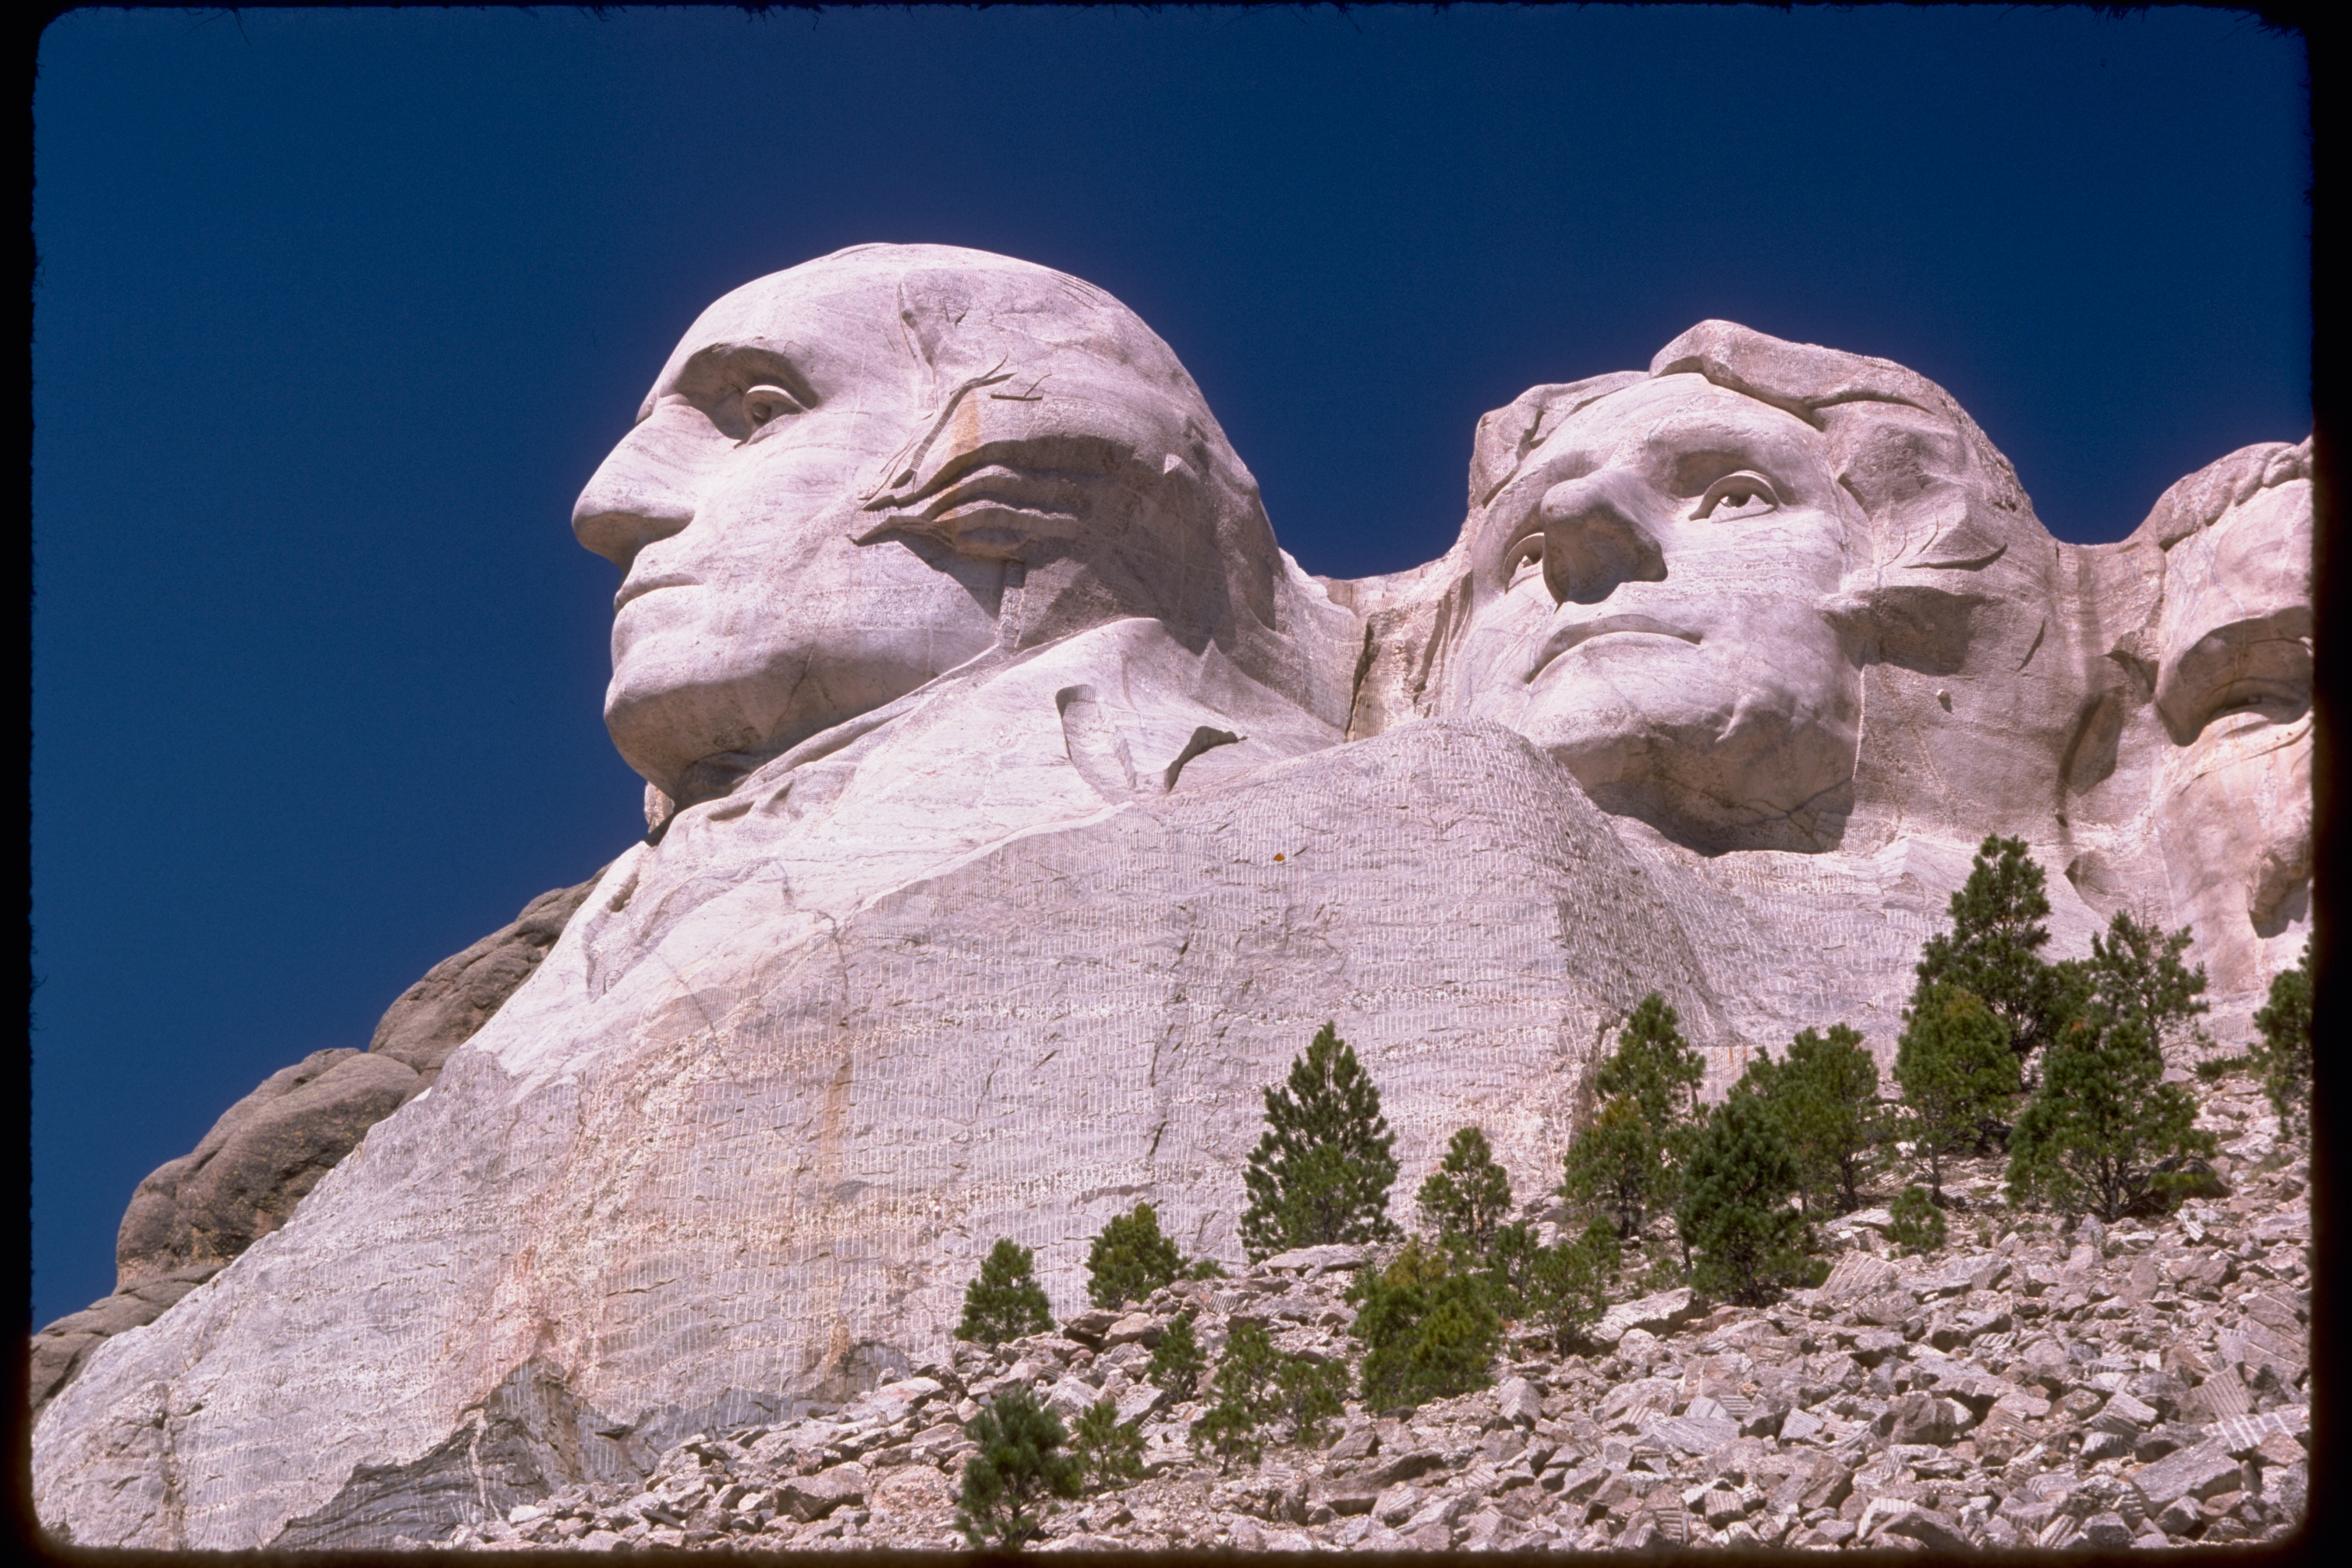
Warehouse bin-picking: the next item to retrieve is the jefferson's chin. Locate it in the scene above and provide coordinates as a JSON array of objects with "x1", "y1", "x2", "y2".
[{"x1": 1517, "y1": 678, "x2": 1855, "y2": 854}]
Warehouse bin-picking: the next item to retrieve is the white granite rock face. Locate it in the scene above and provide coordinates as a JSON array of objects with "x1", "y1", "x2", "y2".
[{"x1": 32, "y1": 250, "x2": 2309, "y2": 1547}]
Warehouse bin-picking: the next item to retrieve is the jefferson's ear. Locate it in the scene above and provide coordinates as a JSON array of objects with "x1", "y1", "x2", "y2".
[{"x1": 1824, "y1": 583, "x2": 1985, "y2": 676}]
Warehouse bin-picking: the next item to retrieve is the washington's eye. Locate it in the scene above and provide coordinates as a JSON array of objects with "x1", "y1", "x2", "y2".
[
  {"x1": 742, "y1": 384, "x2": 806, "y2": 430},
  {"x1": 1508, "y1": 536, "x2": 1548, "y2": 588},
  {"x1": 1692, "y1": 471, "x2": 1781, "y2": 522}
]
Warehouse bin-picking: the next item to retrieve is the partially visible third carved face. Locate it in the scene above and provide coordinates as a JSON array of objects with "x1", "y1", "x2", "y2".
[
  {"x1": 1453, "y1": 374, "x2": 1864, "y2": 852},
  {"x1": 2151, "y1": 473, "x2": 2313, "y2": 991}
]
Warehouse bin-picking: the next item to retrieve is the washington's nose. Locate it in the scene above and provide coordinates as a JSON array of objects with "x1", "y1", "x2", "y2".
[
  {"x1": 571, "y1": 406, "x2": 704, "y2": 569},
  {"x1": 1535, "y1": 469, "x2": 1668, "y2": 604}
]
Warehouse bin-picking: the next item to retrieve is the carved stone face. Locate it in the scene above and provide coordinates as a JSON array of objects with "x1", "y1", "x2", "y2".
[
  {"x1": 2151, "y1": 477, "x2": 2312, "y2": 990},
  {"x1": 575, "y1": 259, "x2": 1001, "y2": 800},
  {"x1": 1453, "y1": 374, "x2": 1863, "y2": 851},
  {"x1": 572, "y1": 247, "x2": 1253, "y2": 805}
]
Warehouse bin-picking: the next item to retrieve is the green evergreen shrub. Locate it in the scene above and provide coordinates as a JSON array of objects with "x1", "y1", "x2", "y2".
[
  {"x1": 2007, "y1": 1006, "x2": 2217, "y2": 1221},
  {"x1": 1893, "y1": 985, "x2": 2019, "y2": 1201},
  {"x1": 1596, "y1": 992, "x2": 1707, "y2": 1133},
  {"x1": 956, "y1": 1386, "x2": 1082, "y2": 1548},
  {"x1": 1482, "y1": 1220, "x2": 1540, "y2": 1317},
  {"x1": 1674, "y1": 1091, "x2": 1814, "y2": 1304},
  {"x1": 1068, "y1": 1396, "x2": 1145, "y2": 1493},
  {"x1": 2071, "y1": 910, "x2": 2210, "y2": 1057},
  {"x1": 2249, "y1": 942, "x2": 2313, "y2": 1133},
  {"x1": 1417, "y1": 1125, "x2": 1514, "y2": 1263},
  {"x1": 1521, "y1": 1217, "x2": 1622, "y2": 1352},
  {"x1": 1560, "y1": 1094, "x2": 1668, "y2": 1239},
  {"x1": 1349, "y1": 1236, "x2": 1501, "y2": 1411},
  {"x1": 1743, "y1": 1024, "x2": 1885, "y2": 1213},
  {"x1": 956, "y1": 1239, "x2": 1054, "y2": 1347},
  {"x1": 1914, "y1": 835, "x2": 2073, "y2": 1071},
  {"x1": 1272, "y1": 1354, "x2": 1351, "y2": 1450},
  {"x1": 1144, "y1": 1311, "x2": 1207, "y2": 1400},
  {"x1": 1194, "y1": 1317, "x2": 1282, "y2": 1466},
  {"x1": 1085, "y1": 1202, "x2": 1188, "y2": 1310},
  {"x1": 1887, "y1": 1184, "x2": 1947, "y2": 1256},
  {"x1": 1239, "y1": 1024, "x2": 1401, "y2": 1260}
]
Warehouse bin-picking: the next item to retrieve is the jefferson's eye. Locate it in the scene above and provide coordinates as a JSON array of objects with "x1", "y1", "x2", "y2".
[
  {"x1": 1692, "y1": 471, "x2": 1781, "y2": 522},
  {"x1": 742, "y1": 384, "x2": 806, "y2": 430}
]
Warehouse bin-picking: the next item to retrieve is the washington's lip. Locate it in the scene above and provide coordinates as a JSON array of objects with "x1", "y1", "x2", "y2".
[
  {"x1": 1527, "y1": 614, "x2": 1702, "y2": 681},
  {"x1": 615, "y1": 573, "x2": 698, "y2": 613}
]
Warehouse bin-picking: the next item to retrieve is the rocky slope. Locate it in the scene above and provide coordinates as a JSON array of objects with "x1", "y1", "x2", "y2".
[{"x1": 383, "y1": 1086, "x2": 2309, "y2": 1553}]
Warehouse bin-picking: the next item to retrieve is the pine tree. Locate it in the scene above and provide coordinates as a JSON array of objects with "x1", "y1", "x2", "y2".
[
  {"x1": 956, "y1": 1238, "x2": 1055, "y2": 1347},
  {"x1": 1595, "y1": 992, "x2": 1707, "y2": 1133},
  {"x1": 1483, "y1": 1220, "x2": 1541, "y2": 1318},
  {"x1": 1522, "y1": 1217, "x2": 1623, "y2": 1352},
  {"x1": 2073, "y1": 910, "x2": 2210, "y2": 1060},
  {"x1": 1417, "y1": 1125, "x2": 1514, "y2": 1263},
  {"x1": 1194, "y1": 1317, "x2": 1282, "y2": 1465},
  {"x1": 2007, "y1": 1006, "x2": 2217, "y2": 1222},
  {"x1": 1239, "y1": 1024, "x2": 1400, "y2": 1260},
  {"x1": 1746, "y1": 1024, "x2": 1885, "y2": 1214},
  {"x1": 1068, "y1": 1396, "x2": 1145, "y2": 1493},
  {"x1": 1674, "y1": 1091, "x2": 1814, "y2": 1304},
  {"x1": 1893, "y1": 985, "x2": 2019, "y2": 1202},
  {"x1": 1915, "y1": 835, "x2": 2076, "y2": 1072},
  {"x1": 2249, "y1": 942, "x2": 2313, "y2": 1134},
  {"x1": 1144, "y1": 1311, "x2": 1207, "y2": 1400},
  {"x1": 1349, "y1": 1236, "x2": 1501, "y2": 1412},
  {"x1": 1560, "y1": 1094, "x2": 1668, "y2": 1239},
  {"x1": 1272, "y1": 1355, "x2": 1351, "y2": 1450},
  {"x1": 1085, "y1": 1202, "x2": 1188, "y2": 1310},
  {"x1": 955, "y1": 1386, "x2": 1083, "y2": 1548},
  {"x1": 1887, "y1": 1184, "x2": 1947, "y2": 1256}
]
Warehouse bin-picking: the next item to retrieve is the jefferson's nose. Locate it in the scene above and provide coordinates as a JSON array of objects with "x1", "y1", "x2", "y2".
[
  {"x1": 571, "y1": 400, "x2": 706, "y2": 569},
  {"x1": 1535, "y1": 469, "x2": 1668, "y2": 604}
]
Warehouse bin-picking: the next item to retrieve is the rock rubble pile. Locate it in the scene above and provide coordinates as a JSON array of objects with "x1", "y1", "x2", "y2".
[{"x1": 402, "y1": 1086, "x2": 2308, "y2": 1554}]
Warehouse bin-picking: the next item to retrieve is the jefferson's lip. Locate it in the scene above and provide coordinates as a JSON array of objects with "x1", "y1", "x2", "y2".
[
  {"x1": 1527, "y1": 614, "x2": 1701, "y2": 681},
  {"x1": 614, "y1": 573, "x2": 697, "y2": 613}
]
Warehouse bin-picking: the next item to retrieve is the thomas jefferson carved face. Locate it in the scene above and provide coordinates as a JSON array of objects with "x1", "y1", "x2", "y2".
[
  {"x1": 2151, "y1": 475, "x2": 2312, "y2": 990},
  {"x1": 573, "y1": 246, "x2": 1261, "y2": 806},
  {"x1": 1454, "y1": 374, "x2": 1864, "y2": 851}
]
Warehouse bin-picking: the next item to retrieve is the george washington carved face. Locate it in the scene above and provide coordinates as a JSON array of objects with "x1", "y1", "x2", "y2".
[{"x1": 572, "y1": 244, "x2": 1279, "y2": 809}]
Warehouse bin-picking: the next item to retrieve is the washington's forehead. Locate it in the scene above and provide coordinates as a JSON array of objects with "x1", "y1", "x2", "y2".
[{"x1": 684, "y1": 266, "x2": 905, "y2": 341}]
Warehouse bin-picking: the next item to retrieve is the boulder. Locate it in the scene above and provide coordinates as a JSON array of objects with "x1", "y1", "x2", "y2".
[
  {"x1": 2131, "y1": 1440, "x2": 2246, "y2": 1508},
  {"x1": 777, "y1": 1463, "x2": 869, "y2": 1522},
  {"x1": 1589, "y1": 1288, "x2": 1701, "y2": 1347},
  {"x1": 1494, "y1": 1377, "x2": 1543, "y2": 1427}
]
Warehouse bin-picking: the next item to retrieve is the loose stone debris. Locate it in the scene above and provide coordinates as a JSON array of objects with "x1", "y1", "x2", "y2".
[{"x1": 401, "y1": 1092, "x2": 2308, "y2": 1552}]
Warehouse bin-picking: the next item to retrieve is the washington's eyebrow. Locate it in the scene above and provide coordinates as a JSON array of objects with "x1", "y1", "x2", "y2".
[{"x1": 670, "y1": 341, "x2": 822, "y2": 410}]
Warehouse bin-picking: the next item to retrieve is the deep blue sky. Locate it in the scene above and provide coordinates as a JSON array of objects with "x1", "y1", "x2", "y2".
[{"x1": 30, "y1": 7, "x2": 2308, "y2": 1328}]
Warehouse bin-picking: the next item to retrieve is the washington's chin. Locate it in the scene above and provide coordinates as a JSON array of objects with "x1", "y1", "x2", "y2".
[{"x1": 604, "y1": 679, "x2": 773, "y2": 802}]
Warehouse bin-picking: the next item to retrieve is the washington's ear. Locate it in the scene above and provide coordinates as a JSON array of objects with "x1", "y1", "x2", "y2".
[{"x1": 1824, "y1": 583, "x2": 1985, "y2": 676}]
